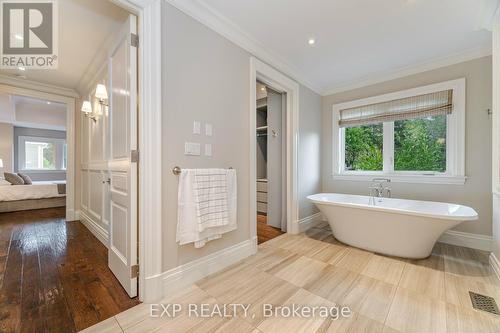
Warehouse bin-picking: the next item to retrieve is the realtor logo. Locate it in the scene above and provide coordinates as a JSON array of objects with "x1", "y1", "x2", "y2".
[{"x1": 1, "y1": 0, "x2": 58, "y2": 69}]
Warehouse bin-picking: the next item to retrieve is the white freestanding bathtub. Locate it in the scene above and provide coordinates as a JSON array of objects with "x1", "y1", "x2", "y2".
[{"x1": 307, "y1": 193, "x2": 478, "y2": 259}]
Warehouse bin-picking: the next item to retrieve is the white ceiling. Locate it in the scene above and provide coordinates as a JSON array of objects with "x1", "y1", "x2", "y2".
[
  {"x1": 0, "y1": 0, "x2": 129, "y2": 92},
  {"x1": 194, "y1": 0, "x2": 493, "y2": 94}
]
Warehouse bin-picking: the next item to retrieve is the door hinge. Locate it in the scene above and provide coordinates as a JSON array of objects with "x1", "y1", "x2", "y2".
[
  {"x1": 131, "y1": 33, "x2": 139, "y2": 48},
  {"x1": 131, "y1": 150, "x2": 139, "y2": 163},
  {"x1": 131, "y1": 265, "x2": 139, "y2": 278}
]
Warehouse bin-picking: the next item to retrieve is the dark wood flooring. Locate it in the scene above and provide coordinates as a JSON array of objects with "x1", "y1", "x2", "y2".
[
  {"x1": 257, "y1": 214, "x2": 285, "y2": 244},
  {"x1": 0, "y1": 207, "x2": 140, "y2": 333}
]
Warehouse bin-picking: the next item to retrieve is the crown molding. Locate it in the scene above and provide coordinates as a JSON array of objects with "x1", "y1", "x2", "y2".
[
  {"x1": 0, "y1": 74, "x2": 79, "y2": 98},
  {"x1": 322, "y1": 45, "x2": 492, "y2": 96},
  {"x1": 164, "y1": 0, "x2": 322, "y2": 94}
]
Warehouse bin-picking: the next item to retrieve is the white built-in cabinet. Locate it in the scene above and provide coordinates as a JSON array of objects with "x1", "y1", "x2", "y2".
[{"x1": 80, "y1": 79, "x2": 111, "y2": 245}]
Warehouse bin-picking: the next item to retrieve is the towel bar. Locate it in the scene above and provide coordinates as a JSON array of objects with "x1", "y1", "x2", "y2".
[{"x1": 172, "y1": 166, "x2": 233, "y2": 175}]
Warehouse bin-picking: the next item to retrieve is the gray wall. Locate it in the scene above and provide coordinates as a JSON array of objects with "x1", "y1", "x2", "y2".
[
  {"x1": 299, "y1": 85, "x2": 322, "y2": 218},
  {"x1": 14, "y1": 127, "x2": 67, "y2": 181},
  {"x1": 322, "y1": 56, "x2": 492, "y2": 236},
  {"x1": 161, "y1": 3, "x2": 322, "y2": 271},
  {"x1": 0, "y1": 122, "x2": 13, "y2": 174}
]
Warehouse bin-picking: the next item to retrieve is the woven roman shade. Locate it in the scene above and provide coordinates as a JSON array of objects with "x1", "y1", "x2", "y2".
[{"x1": 338, "y1": 89, "x2": 453, "y2": 128}]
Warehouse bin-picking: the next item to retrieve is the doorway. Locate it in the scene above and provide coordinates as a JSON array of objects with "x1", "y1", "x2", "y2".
[{"x1": 256, "y1": 81, "x2": 287, "y2": 244}]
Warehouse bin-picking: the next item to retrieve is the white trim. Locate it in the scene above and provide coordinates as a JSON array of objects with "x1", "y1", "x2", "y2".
[
  {"x1": 0, "y1": 74, "x2": 79, "y2": 98},
  {"x1": 332, "y1": 79, "x2": 466, "y2": 185},
  {"x1": 492, "y1": 24, "x2": 500, "y2": 193},
  {"x1": 250, "y1": 57, "x2": 300, "y2": 236},
  {"x1": 143, "y1": 237, "x2": 258, "y2": 301},
  {"x1": 438, "y1": 230, "x2": 493, "y2": 252},
  {"x1": 332, "y1": 174, "x2": 467, "y2": 185},
  {"x1": 164, "y1": 0, "x2": 321, "y2": 95},
  {"x1": 111, "y1": 0, "x2": 163, "y2": 303},
  {"x1": 0, "y1": 84, "x2": 76, "y2": 221},
  {"x1": 323, "y1": 46, "x2": 491, "y2": 95},
  {"x1": 79, "y1": 210, "x2": 109, "y2": 248},
  {"x1": 490, "y1": 253, "x2": 500, "y2": 281},
  {"x1": 297, "y1": 213, "x2": 323, "y2": 233}
]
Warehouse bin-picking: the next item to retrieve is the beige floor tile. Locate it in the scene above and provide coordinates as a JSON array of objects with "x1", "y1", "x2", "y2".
[
  {"x1": 306, "y1": 242, "x2": 348, "y2": 265},
  {"x1": 279, "y1": 235, "x2": 330, "y2": 256},
  {"x1": 445, "y1": 302, "x2": 500, "y2": 333},
  {"x1": 399, "y1": 262, "x2": 446, "y2": 301},
  {"x1": 196, "y1": 263, "x2": 262, "y2": 300},
  {"x1": 341, "y1": 275, "x2": 397, "y2": 323},
  {"x1": 361, "y1": 254, "x2": 405, "y2": 285},
  {"x1": 408, "y1": 243, "x2": 445, "y2": 271},
  {"x1": 80, "y1": 317, "x2": 123, "y2": 333},
  {"x1": 256, "y1": 288, "x2": 332, "y2": 333},
  {"x1": 243, "y1": 247, "x2": 297, "y2": 272},
  {"x1": 445, "y1": 272, "x2": 500, "y2": 310},
  {"x1": 303, "y1": 227, "x2": 333, "y2": 242},
  {"x1": 124, "y1": 285, "x2": 216, "y2": 333},
  {"x1": 334, "y1": 248, "x2": 373, "y2": 273},
  {"x1": 320, "y1": 312, "x2": 385, "y2": 333},
  {"x1": 237, "y1": 281, "x2": 299, "y2": 327},
  {"x1": 115, "y1": 303, "x2": 154, "y2": 330},
  {"x1": 385, "y1": 287, "x2": 447, "y2": 333},
  {"x1": 304, "y1": 265, "x2": 359, "y2": 303},
  {"x1": 269, "y1": 255, "x2": 328, "y2": 288},
  {"x1": 186, "y1": 317, "x2": 257, "y2": 333}
]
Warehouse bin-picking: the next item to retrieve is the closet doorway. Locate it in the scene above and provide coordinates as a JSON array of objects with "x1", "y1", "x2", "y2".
[{"x1": 256, "y1": 81, "x2": 287, "y2": 244}]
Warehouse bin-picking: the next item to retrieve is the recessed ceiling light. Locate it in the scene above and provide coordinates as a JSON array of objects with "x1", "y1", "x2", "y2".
[
  {"x1": 18, "y1": 66, "x2": 26, "y2": 71},
  {"x1": 260, "y1": 86, "x2": 266, "y2": 91},
  {"x1": 308, "y1": 38, "x2": 316, "y2": 46},
  {"x1": 46, "y1": 101, "x2": 51, "y2": 105}
]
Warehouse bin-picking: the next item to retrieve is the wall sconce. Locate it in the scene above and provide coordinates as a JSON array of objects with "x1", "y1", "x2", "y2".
[
  {"x1": 81, "y1": 100, "x2": 97, "y2": 122},
  {"x1": 95, "y1": 84, "x2": 109, "y2": 107}
]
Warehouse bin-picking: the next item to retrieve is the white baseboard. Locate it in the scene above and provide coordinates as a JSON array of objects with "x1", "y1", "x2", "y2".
[
  {"x1": 79, "y1": 210, "x2": 109, "y2": 248},
  {"x1": 490, "y1": 253, "x2": 500, "y2": 281},
  {"x1": 438, "y1": 230, "x2": 493, "y2": 252},
  {"x1": 143, "y1": 237, "x2": 257, "y2": 302},
  {"x1": 297, "y1": 212, "x2": 323, "y2": 232}
]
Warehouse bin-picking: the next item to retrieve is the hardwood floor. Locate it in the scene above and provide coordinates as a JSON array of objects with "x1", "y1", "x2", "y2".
[
  {"x1": 0, "y1": 208, "x2": 140, "y2": 333},
  {"x1": 85, "y1": 221, "x2": 500, "y2": 333},
  {"x1": 257, "y1": 214, "x2": 284, "y2": 244}
]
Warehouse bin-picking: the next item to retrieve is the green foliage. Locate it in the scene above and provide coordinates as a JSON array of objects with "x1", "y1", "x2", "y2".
[
  {"x1": 344, "y1": 115, "x2": 446, "y2": 172},
  {"x1": 345, "y1": 124, "x2": 383, "y2": 171},
  {"x1": 394, "y1": 116, "x2": 446, "y2": 172}
]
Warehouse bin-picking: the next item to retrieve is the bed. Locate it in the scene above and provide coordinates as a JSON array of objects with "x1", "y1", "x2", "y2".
[{"x1": 0, "y1": 180, "x2": 66, "y2": 213}]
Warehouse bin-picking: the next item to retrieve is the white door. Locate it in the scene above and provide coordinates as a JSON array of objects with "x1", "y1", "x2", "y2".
[
  {"x1": 108, "y1": 14, "x2": 138, "y2": 298},
  {"x1": 267, "y1": 89, "x2": 283, "y2": 229}
]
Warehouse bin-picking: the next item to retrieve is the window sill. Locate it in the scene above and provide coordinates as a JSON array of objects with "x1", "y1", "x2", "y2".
[
  {"x1": 20, "y1": 169, "x2": 67, "y2": 173},
  {"x1": 332, "y1": 173, "x2": 467, "y2": 185}
]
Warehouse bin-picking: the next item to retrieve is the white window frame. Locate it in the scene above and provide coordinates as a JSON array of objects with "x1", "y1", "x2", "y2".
[
  {"x1": 18, "y1": 135, "x2": 67, "y2": 172},
  {"x1": 332, "y1": 78, "x2": 466, "y2": 185}
]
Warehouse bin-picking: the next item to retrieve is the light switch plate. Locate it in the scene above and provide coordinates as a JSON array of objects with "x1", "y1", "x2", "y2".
[
  {"x1": 185, "y1": 142, "x2": 201, "y2": 156},
  {"x1": 205, "y1": 143, "x2": 212, "y2": 156},
  {"x1": 205, "y1": 123, "x2": 213, "y2": 136},
  {"x1": 193, "y1": 121, "x2": 201, "y2": 134}
]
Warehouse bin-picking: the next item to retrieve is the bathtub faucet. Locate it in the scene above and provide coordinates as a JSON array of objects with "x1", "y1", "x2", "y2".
[{"x1": 369, "y1": 178, "x2": 391, "y2": 204}]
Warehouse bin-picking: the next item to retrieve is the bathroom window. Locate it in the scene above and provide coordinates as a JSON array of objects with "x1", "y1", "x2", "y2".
[{"x1": 332, "y1": 79, "x2": 465, "y2": 184}]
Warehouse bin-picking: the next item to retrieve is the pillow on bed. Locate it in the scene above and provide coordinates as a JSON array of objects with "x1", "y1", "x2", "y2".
[
  {"x1": 4, "y1": 172, "x2": 25, "y2": 185},
  {"x1": 17, "y1": 173, "x2": 32, "y2": 185}
]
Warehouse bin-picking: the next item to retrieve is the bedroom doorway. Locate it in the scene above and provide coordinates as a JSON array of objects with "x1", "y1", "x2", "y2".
[{"x1": 0, "y1": 85, "x2": 76, "y2": 219}]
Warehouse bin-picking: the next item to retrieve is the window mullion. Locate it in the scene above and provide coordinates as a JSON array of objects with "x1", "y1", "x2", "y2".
[{"x1": 383, "y1": 122, "x2": 394, "y2": 173}]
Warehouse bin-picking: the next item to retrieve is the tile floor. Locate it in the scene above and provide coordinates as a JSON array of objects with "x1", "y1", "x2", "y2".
[{"x1": 82, "y1": 221, "x2": 500, "y2": 333}]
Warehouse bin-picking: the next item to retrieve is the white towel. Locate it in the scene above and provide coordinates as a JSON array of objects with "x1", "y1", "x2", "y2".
[{"x1": 176, "y1": 168, "x2": 237, "y2": 248}]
